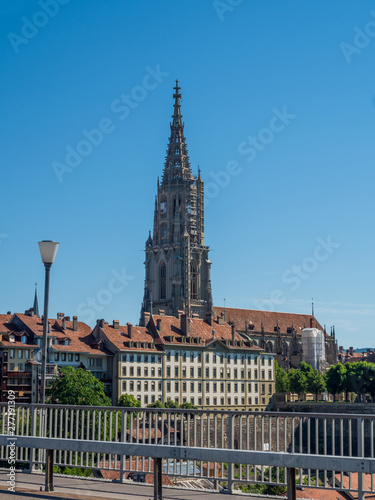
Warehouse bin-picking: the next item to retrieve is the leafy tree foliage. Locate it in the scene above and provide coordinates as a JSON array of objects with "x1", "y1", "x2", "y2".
[
  {"x1": 147, "y1": 400, "x2": 165, "y2": 408},
  {"x1": 306, "y1": 369, "x2": 326, "y2": 401},
  {"x1": 179, "y1": 402, "x2": 198, "y2": 409},
  {"x1": 164, "y1": 399, "x2": 179, "y2": 408},
  {"x1": 288, "y1": 369, "x2": 307, "y2": 397},
  {"x1": 118, "y1": 393, "x2": 141, "y2": 408},
  {"x1": 325, "y1": 364, "x2": 346, "y2": 401},
  {"x1": 275, "y1": 361, "x2": 290, "y2": 393},
  {"x1": 48, "y1": 367, "x2": 111, "y2": 406}
]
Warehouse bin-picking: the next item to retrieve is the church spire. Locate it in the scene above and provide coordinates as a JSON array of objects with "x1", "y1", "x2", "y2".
[
  {"x1": 33, "y1": 283, "x2": 40, "y2": 318},
  {"x1": 162, "y1": 80, "x2": 192, "y2": 183}
]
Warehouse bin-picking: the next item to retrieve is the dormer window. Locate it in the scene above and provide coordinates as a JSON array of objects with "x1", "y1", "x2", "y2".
[
  {"x1": 9, "y1": 335, "x2": 15, "y2": 343},
  {"x1": 21, "y1": 335, "x2": 27, "y2": 344},
  {"x1": 64, "y1": 339, "x2": 69, "y2": 346}
]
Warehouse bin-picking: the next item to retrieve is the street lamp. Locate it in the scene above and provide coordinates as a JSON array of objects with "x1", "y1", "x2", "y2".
[{"x1": 38, "y1": 241, "x2": 59, "y2": 404}]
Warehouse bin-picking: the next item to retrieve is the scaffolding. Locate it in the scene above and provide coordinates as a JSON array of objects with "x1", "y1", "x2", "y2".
[{"x1": 302, "y1": 328, "x2": 326, "y2": 371}]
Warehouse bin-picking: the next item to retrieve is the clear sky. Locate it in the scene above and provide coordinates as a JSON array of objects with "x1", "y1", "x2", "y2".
[{"x1": 1, "y1": 0, "x2": 374, "y2": 349}]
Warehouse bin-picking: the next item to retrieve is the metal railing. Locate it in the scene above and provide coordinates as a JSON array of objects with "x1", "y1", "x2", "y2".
[{"x1": 1, "y1": 403, "x2": 375, "y2": 498}]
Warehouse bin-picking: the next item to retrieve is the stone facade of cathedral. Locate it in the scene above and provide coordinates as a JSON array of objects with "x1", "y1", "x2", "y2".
[{"x1": 140, "y1": 82, "x2": 212, "y2": 323}]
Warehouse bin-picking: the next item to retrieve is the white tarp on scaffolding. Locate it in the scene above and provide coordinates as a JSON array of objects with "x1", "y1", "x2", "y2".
[{"x1": 302, "y1": 328, "x2": 326, "y2": 371}]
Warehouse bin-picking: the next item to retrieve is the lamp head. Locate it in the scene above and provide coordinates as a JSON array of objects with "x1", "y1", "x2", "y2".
[{"x1": 38, "y1": 241, "x2": 59, "y2": 265}]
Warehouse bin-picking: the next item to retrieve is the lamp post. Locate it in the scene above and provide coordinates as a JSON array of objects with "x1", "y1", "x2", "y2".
[{"x1": 38, "y1": 241, "x2": 59, "y2": 404}]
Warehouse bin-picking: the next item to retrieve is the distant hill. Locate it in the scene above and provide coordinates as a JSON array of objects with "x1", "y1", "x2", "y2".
[{"x1": 354, "y1": 348, "x2": 374, "y2": 353}]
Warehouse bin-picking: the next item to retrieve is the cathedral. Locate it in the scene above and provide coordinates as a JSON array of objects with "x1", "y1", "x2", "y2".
[
  {"x1": 140, "y1": 82, "x2": 338, "y2": 370},
  {"x1": 140, "y1": 81, "x2": 213, "y2": 323}
]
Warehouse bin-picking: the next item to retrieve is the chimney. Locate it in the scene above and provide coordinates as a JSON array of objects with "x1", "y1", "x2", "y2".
[
  {"x1": 181, "y1": 314, "x2": 189, "y2": 336},
  {"x1": 99, "y1": 319, "x2": 105, "y2": 328},
  {"x1": 349, "y1": 346, "x2": 354, "y2": 356},
  {"x1": 177, "y1": 310, "x2": 184, "y2": 320},
  {"x1": 62, "y1": 317, "x2": 67, "y2": 330},
  {"x1": 158, "y1": 309, "x2": 165, "y2": 316},
  {"x1": 73, "y1": 316, "x2": 78, "y2": 331},
  {"x1": 206, "y1": 311, "x2": 212, "y2": 326},
  {"x1": 156, "y1": 318, "x2": 162, "y2": 330},
  {"x1": 310, "y1": 317, "x2": 314, "y2": 328},
  {"x1": 7, "y1": 311, "x2": 11, "y2": 315},
  {"x1": 113, "y1": 320, "x2": 120, "y2": 330},
  {"x1": 127, "y1": 323, "x2": 133, "y2": 339},
  {"x1": 231, "y1": 324, "x2": 236, "y2": 342},
  {"x1": 143, "y1": 311, "x2": 151, "y2": 325},
  {"x1": 57, "y1": 312, "x2": 64, "y2": 320}
]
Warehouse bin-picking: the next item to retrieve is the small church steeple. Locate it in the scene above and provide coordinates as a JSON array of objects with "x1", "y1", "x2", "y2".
[{"x1": 33, "y1": 283, "x2": 40, "y2": 318}]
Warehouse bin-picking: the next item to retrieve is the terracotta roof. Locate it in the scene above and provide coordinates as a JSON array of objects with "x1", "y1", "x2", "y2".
[
  {"x1": 0, "y1": 314, "x2": 13, "y2": 333},
  {"x1": 282, "y1": 487, "x2": 347, "y2": 499},
  {"x1": 97, "y1": 460, "x2": 173, "y2": 485},
  {"x1": 151, "y1": 314, "x2": 262, "y2": 350},
  {"x1": 99, "y1": 324, "x2": 158, "y2": 352},
  {"x1": 213, "y1": 307, "x2": 324, "y2": 334},
  {"x1": 333, "y1": 473, "x2": 375, "y2": 499}
]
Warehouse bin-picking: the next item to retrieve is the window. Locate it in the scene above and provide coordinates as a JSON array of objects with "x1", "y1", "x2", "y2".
[
  {"x1": 167, "y1": 366, "x2": 171, "y2": 377},
  {"x1": 254, "y1": 369, "x2": 258, "y2": 379},
  {"x1": 255, "y1": 397, "x2": 258, "y2": 405},
  {"x1": 234, "y1": 355, "x2": 237, "y2": 364},
  {"x1": 161, "y1": 226, "x2": 167, "y2": 245},
  {"x1": 241, "y1": 397, "x2": 245, "y2": 405},
  {"x1": 213, "y1": 397, "x2": 217, "y2": 405},
  {"x1": 190, "y1": 367, "x2": 194, "y2": 377},
  {"x1": 137, "y1": 382, "x2": 141, "y2": 391},
  {"x1": 21, "y1": 336, "x2": 27, "y2": 344},
  {"x1": 221, "y1": 397, "x2": 224, "y2": 405},
  {"x1": 261, "y1": 357, "x2": 265, "y2": 366},
  {"x1": 248, "y1": 369, "x2": 251, "y2": 378},
  {"x1": 197, "y1": 353, "x2": 202, "y2": 362},
  {"x1": 130, "y1": 367, "x2": 134, "y2": 376},
  {"x1": 198, "y1": 382, "x2": 202, "y2": 392},
  {"x1": 25, "y1": 350, "x2": 30, "y2": 360},
  {"x1": 18, "y1": 363, "x2": 24, "y2": 371},
  {"x1": 183, "y1": 352, "x2": 187, "y2": 362},
  {"x1": 198, "y1": 398, "x2": 202, "y2": 405},
  {"x1": 234, "y1": 383, "x2": 238, "y2": 393},
  {"x1": 262, "y1": 397, "x2": 265, "y2": 405},
  {"x1": 144, "y1": 395, "x2": 148, "y2": 404},
  {"x1": 54, "y1": 353, "x2": 59, "y2": 361},
  {"x1": 241, "y1": 383, "x2": 245, "y2": 392},
  {"x1": 268, "y1": 357, "x2": 272, "y2": 365},
  {"x1": 151, "y1": 395, "x2": 155, "y2": 403},
  {"x1": 206, "y1": 397, "x2": 209, "y2": 405},
  {"x1": 96, "y1": 358, "x2": 102, "y2": 367},
  {"x1": 158, "y1": 356, "x2": 162, "y2": 364},
  {"x1": 144, "y1": 355, "x2": 148, "y2": 363},
  {"x1": 158, "y1": 381, "x2": 162, "y2": 391},
  {"x1": 130, "y1": 354, "x2": 134, "y2": 362},
  {"x1": 198, "y1": 367, "x2": 202, "y2": 377},
  {"x1": 144, "y1": 367, "x2": 148, "y2": 377},
  {"x1": 160, "y1": 199, "x2": 167, "y2": 214},
  {"x1": 190, "y1": 352, "x2": 194, "y2": 362},
  {"x1": 62, "y1": 353, "x2": 66, "y2": 361},
  {"x1": 190, "y1": 382, "x2": 194, "y2": 391},
  {"x1": 262, "y1": 370, "x2": 265, "y2": 379},
  {"x1": 158, "y1": 368, "x2": 162, "y2": 377},
  {"x1": 175, "y1": 352, "x2": 179, "y2": 361},
  {"x1": 137, "y1": 367, "x2": 141, "y2": 376},
  {"x1": 213, "y1": 368, "x2": 217, "y2": 378},
  {"x1": 122, "y1": 354, "x2": 127, "y2": 362},
  {"x1": 190, "y1": 261, "x2": 198, "y2": 300},
  {"x1": 220, "y1": 382, "x2": 224, "y2": 392},
  {"x1": 9, "y1": 363, "x2": 15, "y2": 371},
  {"x1": 248, "y1": 383, "x2": 251, "y2": 391},
  {"x1": 130, "y1": 381, "x2": 134, "y2": 391},
  {"x1": 68, "y1": 353, "x2": 73, "y2": 362},
  {"x1": 151, "y1": 368, "x2": 155, "y2": 377},
  {"x1": 175, "y1": 366, "x2": 179, "y2": 377},
  {"x1": 269, "y1": 384, "x2": 272, "y2": 394},
  {"x1": 175, "y1": 382, "x2": 179, "y2": 391},
  {"x1": 248, "y1": 397, "x2": 252, "y2": 404},
  {"x1": 205, "y1": 368, "x2": 209, "y2": 378},
  {"x1": 228, "y1": 397, "x2": 231, "y2": 405},
  {"x1": 151, "y1": 355, "x2": 155, "y2": 363},
  {"x1": 75, "y1": 354, "x2": 80, "y2": 362},
  {"x1": 234, "y1": 397, "x2": 238, "y2": 405},
  {"x1": 166, "y1": 352, "x2": 171, "y2": 361},
  {"x1": 227, "y1": 383, "x2": 231, "y2": 391},
  {"x1": 234, "y1": 369, "x2": 238, "y2": 378},
  {"x1": 206, "y1": 382, "x2": 209, "y2": 391},
  {"x1": 190, "y1": 397, "x2": 195, "y2": 405},
  {"x1": 137, "y1": 355, "x2": 141, "y2": 362},
  {"x1": 182, "y1": 367, "x2": 186, "y2": 377},
  {"x1": 167, "y1": 382, "x2": 171, "y2": 392},
  {"x1": 241, "y1": 370, "x2": 244, "y2": 379},
  {"x1": 269, "y1": 370, "x2": 272, "y2": 379},
  {"x1": 160, "y1": 262, "x2": 166, "y2": 298},
  {"x1": 122, "y1": 381, "x2": 127, "y2": 391},
  {"x1": 9, "y1": 350, "x2": 15, "y2": 359},
  {"x1": 183, "y1": 382, "x2": 186, "y2": 392},
  {"x1": 18, "y1": 350, "x2": 22, "y2": 359},
  {"x1": 145, "y1": 382, "x2": 148, "y2": 391},
  {"x1": 241, "y1": 356, "x2": 245, "y2": 364},
  {"x1": 205, "y1": 353, "x2": 209, "y2": 363},
  {"x1": 122, "y1": 366, "x2": 127, "y2": 376},
  {"x1": 220, "y1": 354, "x2": 224, "y2": 364},
  {"x1": 255, "y1": 383, "x2": 258, "y2": 392},
  {"x1": 213, "y1": 383, "x2": 217, "y2": 392}
]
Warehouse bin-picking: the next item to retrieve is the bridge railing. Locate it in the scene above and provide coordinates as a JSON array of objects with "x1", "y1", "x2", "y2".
[{"x1": 1, "y1": 403, "x2": 375, "y2": 497}]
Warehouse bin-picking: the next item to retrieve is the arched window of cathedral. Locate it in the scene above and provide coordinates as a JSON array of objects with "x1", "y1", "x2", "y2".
[
  {"x1": 160, "y1": 197, "x2": 167, "y2": 216},
  {"x1": 190, "y1": 260, "x2": 198, "y2": 300},
  {"x1": 266, "y1": 341, "x2": 273, "y2": 353},
  {"x1": 160, "y1": 262, "x2": 166, "y2": 299},
  {"x1": 161, "y1": 225, "x2": 167, "y2": 244}
]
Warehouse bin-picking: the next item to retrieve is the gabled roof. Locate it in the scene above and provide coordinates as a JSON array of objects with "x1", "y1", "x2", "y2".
[
  {"x1": 98, "y1": 323, "x2": 158, "y2": 352},
  {"x1": 213, "y1": 307, "x2": 324, "y2": 334}
]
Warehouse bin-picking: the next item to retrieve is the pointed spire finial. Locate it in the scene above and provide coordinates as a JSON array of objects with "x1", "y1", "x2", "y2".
[
  {"x1": 33, "y1": 283, "x2": 40, "y2": 318},
  {"x1": 312, "y1": 298, "x2": 314, "y2": 316}
]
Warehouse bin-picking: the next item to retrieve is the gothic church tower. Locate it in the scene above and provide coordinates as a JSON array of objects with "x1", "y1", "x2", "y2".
[{"x1": 140, "y1": 82, "x2": 213, "y2": 322}]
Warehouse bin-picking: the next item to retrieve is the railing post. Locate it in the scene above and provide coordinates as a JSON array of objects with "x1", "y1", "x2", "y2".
[
  {"x1": 119, "y1": 410, "x2": 125, "y2": 483},
  {"x1": 227, "y1": 413, "x2": 234, "y2": 493},
  {"x1": 45, "y1": 449, "x2": 54, "y2": 492},
  {"x1": 357, "y1": 417, "x2": 364, "y2": 500},
  {"x1": 28, "y1": 406, "x2": 36, "y2": 472},
  {"x1": 287, "y1": 467, "x2": 296, "y2": 500},
  {"x1": 153, "y1": 457, "x2": 162, "y2": 500}
]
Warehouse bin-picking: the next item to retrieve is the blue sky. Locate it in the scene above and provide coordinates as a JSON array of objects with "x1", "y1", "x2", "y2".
[{"x1": 1, "y1": 0, "x2": 374, "y2": 348}]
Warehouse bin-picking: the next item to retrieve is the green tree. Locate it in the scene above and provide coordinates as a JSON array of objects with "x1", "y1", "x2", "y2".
[
  {"x1": 147, "y1": 400, "x2": 165, "y2": 408},
  {"x1": 306, "y1": 369, "x2": 326, "y2": 401},
  {"x1": 118, "y1": 393, "x2": 141, "y2": 408},
  {"x1": 299, "y1": 361, "x2": 313, "y2": 374},
  {"x1": 288, "y1": 370, "x2": 307, "y2": 398},
  {"x1": 179, "y1": 402, "x2": 197, "y2": 409},
  {"x1": 275, "y1": 361, "x2": 290, "y2": 393},
  {"x1": 344, "y1": 361, "x2": 371, "y2": 402},
  {"x1": 325, "y1": 363, "x2": 346, "y2": 401},
  {"x1": 48, "y1": 367, "x2": 111, "y2": 406},
  {"x1": 164, "y1": 399, "x2": 179, "y2": 408}
]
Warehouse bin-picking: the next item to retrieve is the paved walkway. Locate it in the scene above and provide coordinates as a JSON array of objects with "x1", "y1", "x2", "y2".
[{"x1": 0, "y1": 471, "x2": 272, "y2": 500}]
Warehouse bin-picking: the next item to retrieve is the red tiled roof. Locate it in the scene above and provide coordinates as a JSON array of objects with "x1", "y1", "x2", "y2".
[
  {"x1": 151, "y1": 314, "x2": 262, "y2": 350},
  {"x1": 100, "y1": 324, "x2": 158, "y2": 352},
  {"x1": 333, "y1": 473, "x2": 375, "y2": 499},
  {"x1": 0, "y1": 314, "x2": 13, "y2": 333},
  {"x1": 213, "y1": 307, "x2": 324, "y2": 334},
  {"x1": 97, "y1": 460, "x2": 173, "y2": 485}
]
